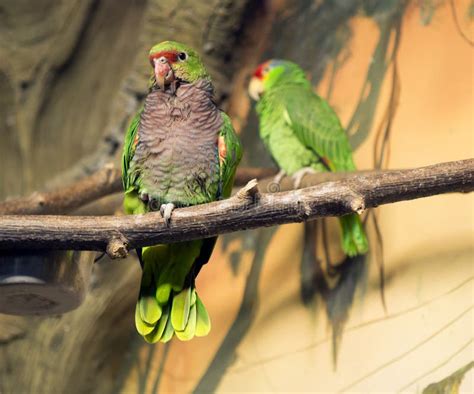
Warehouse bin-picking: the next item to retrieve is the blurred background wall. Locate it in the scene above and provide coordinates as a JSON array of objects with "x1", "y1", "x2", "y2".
[{"x1": 0, "y1": 0, "x2": 472, "y2": 393}]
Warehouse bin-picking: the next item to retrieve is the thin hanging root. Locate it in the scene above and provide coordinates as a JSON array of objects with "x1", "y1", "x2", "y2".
[
  {"x1": 370, "y1": 210, "x2": 387, "y2": 312},
  {"x1": 449, "y1": 0, "x2": 474, "y2": 47},
  {"x1": 373, "y1": 20, "x2": 401, "y2": 170}
]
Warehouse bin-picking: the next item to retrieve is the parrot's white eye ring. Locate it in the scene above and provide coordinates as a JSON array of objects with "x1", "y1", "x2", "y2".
[{"x1": 178, "y1": 52, "x2": 188, "y2": 61}]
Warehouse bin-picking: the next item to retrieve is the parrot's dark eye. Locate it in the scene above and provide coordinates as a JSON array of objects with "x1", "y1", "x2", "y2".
[{"x1": 178, "y1": 52, "x2": 188, "y2": 61}]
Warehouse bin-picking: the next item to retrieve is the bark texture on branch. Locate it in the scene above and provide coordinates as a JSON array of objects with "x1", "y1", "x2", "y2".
[
  {"x1": 0, "y1": 165, "x2": 122, "y2": 215},
  {"x1": 0, "y1": 159, "x2": 472, "y2": 257}
]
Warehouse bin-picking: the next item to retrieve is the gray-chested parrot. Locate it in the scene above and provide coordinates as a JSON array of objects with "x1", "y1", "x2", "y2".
[{"x1": 122, "y1": 41, "x2": 242, "y2": 343}]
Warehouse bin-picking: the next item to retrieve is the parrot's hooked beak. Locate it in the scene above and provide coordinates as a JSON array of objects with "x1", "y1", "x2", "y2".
[
  {"x1": 154, "y1": 57, "x2": 175, "y2": 90},
  {"x1": 248, "y1": 77, "x2": 264, "y2": 101}
]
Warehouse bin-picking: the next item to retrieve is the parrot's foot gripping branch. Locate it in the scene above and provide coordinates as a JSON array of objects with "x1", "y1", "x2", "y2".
[
  {"x1": 160, "y1": 203, "x2": 175, "y2": 227},
  {"x1": 292, "y1": 167, "x2": 318, "y2": 189},
  {"x1": 272, "y1": 169, "x2": 287, "y2": 186}
]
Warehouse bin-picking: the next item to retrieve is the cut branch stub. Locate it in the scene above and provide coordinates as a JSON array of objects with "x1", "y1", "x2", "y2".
[
  {"x1": 343, "y1": 188, "x2": 366, "y2": 214},
  {"x1": 106, "y1": 236, "x2": 129, "y2": 259},
  {"x1": 236, "y1": 179, "x2": 260, "y2": 202}
]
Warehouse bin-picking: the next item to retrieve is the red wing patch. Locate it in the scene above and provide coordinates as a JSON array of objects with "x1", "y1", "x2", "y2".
[
  {"x1": 320, "y1": 156, "x2": 332, "y2": 169},
  {"x1": 218, "y1": 136, "x2": 226, "y2": 166},
  {"x1": 133, "y1": 133, "x2": 139, "y2": 148}
]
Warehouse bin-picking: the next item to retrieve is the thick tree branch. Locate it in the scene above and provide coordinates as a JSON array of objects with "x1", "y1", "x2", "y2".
[
  {"x1": 0, "y1": 165, "x2": 122, "y2": 215},
  {"x1": 0, "y1": 159, "x2": 472, "y2": 258}
]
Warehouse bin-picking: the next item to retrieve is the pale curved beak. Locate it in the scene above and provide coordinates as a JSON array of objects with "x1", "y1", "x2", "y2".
[
  {"x1": 248, "y1": 77, "x2": 264, "y2": 101},
  {"x1": 154, "y1": 57, "x2": 175, "y2": 90}
]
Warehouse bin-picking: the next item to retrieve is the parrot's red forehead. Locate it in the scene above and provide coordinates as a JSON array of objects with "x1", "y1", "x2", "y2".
[
  {"x1": 253, "y1": 61, "x2": 270, "y2": 79},
  {"x1": 149, "y1": 50, "x2": 179, "y2": 64}
]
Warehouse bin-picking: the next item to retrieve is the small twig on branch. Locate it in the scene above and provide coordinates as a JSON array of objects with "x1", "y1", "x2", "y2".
[{"x1": 0, "y1": 159, "x2": 472, "y2": 258}]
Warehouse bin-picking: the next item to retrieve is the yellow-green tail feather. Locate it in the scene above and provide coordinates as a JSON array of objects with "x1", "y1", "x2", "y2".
[
  {"x1": 135, "y1": 242, "x2": 212, "y2": 343},
  {"x1": 339, "y1": 214, "x2": 369, "y2": 257}
]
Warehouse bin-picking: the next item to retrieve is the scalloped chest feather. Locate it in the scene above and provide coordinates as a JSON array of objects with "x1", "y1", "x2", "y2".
[{"x1": 131, "y1": 80, "x2": 222, "y2": 206}]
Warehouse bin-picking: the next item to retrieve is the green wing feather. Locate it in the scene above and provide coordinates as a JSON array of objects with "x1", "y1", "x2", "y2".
[
  {"x1": 282, "y1": 86, "x2": 368, "y2": 256},
  {"x1": 283, "y1": 87, "x2": 356, "y2": 171},
  {"x1": 122, "y1": 109, "x2": 142, "y2": 191},
  {"x1": 122, "y1": 109, "x2": 147, "y2": 215},
  {"x1": 219, "y1": 111, "x2": 242, "y2": 198}
]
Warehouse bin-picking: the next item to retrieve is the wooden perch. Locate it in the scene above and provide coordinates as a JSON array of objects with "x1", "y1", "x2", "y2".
[
  {"x1": 0, "y1": 165, "x2": 122, "y2": 215},
  {"x1": 0, "y1": 159, "x2": 472, "y2": 258}
]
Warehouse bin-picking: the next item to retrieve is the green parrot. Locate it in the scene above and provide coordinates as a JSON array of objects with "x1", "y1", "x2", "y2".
[
  {"x1": 248, "y1": 59, "x2": 368, "y2": 257},
  {"x1": 122, "y1": 41, "x2": 242, "y2": 343}
]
